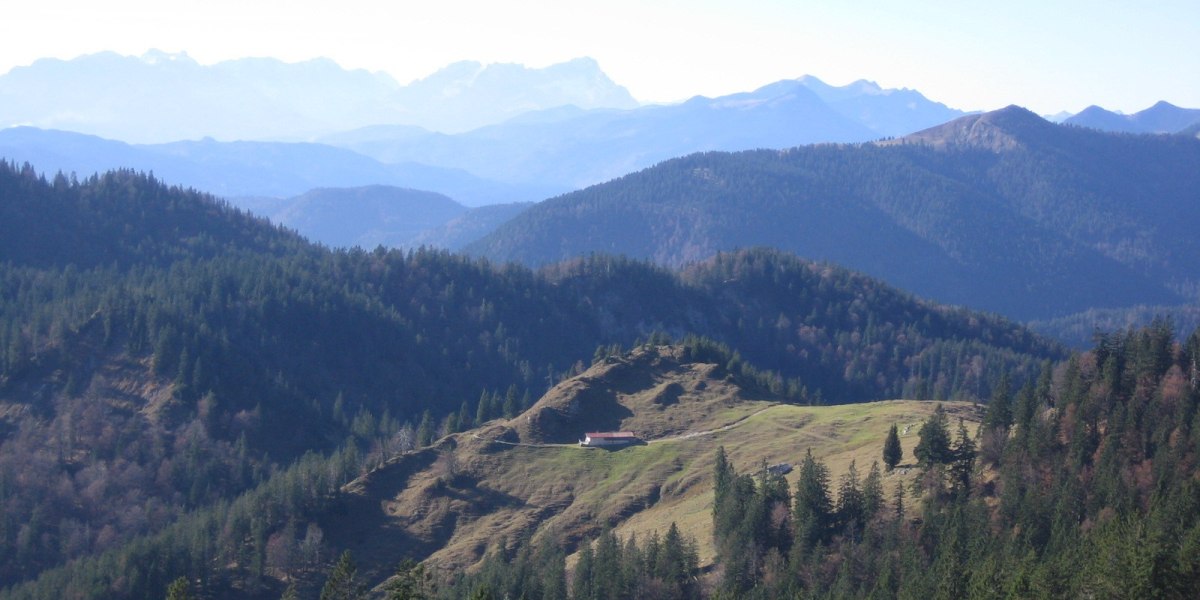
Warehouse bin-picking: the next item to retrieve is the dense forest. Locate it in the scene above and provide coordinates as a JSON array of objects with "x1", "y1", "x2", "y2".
[
  {"x1": 437, "y1": 321, "x2": 1200, "y2": 599},
  {"x1": 467, "y1": 107, "x2": 1200, "y2": 321},
  {"x1": 0, "y1": 160, "x2": 1064, "y2": 595}
]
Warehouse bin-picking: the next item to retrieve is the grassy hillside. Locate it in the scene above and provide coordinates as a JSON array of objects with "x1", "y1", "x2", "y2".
[{"x1": 312, "y1": 345, "x2": 981, "y2": 595}]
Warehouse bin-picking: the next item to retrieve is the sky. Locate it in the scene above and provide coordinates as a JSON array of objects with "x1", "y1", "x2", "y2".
[{"x1": 2, "y1": 0, "x2": 1197, "y2": 115}]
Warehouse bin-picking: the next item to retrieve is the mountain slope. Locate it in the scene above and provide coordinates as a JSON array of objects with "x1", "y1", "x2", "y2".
[
  {"x1": 0, "y1": 161, "x2": 1062, "y2": 593},
  {"x1": 310, "y1": 345, "x2": 982, "y2": 592},
  {"x1": 404, "y1": 202, "x2": 534, "y2": 250},
  {"x1": 239, "y1": 185, "x2": 468, "y2": 249},
  {"x1": 467, "y1": 107, "x2": 1200, "y2": 320}
]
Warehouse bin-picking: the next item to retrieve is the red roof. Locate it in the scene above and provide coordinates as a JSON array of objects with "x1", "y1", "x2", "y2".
[{"x1": 585, "y1": 432, "x2": 636, "y2": 439}]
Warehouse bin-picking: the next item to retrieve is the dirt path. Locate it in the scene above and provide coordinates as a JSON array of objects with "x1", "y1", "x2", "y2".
[
  {"x1": 469, "y1": 433, "x2": 572, "y2": 449},
  {"x1": 470, "y1": 404, "x2": 780, "y2": 449},
  {"x1": 647, "y1": 404, "x2": 779, "y2": 444}
]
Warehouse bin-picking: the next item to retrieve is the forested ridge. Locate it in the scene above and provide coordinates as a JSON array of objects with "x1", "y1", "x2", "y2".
[
  {"x1": 467, "y1": 107, "x2": 1200, "y2": 321},
  {"x1": 0, "y1": 160, "x2": 1064, "y2": 596}
]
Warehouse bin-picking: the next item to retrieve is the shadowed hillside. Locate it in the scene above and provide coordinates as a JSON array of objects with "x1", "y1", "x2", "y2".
[{"x1": 468, "y1": 107, "x2": 1200, "y2": 321}]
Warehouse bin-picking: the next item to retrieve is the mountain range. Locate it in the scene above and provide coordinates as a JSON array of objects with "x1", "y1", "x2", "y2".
[
  {"x1": 0, "y1": 127, "x2": 556, "y2": 206},
  {"x1": 1064, "y1": 100, "x2": 1200, "y2": 133},
  {"x1": 320, "y1": 76, "x2": 964, "y2": 190},
  {"x1": 466, "y1": 106, "x2": 1200, "y2": 321},
  {"x1": 0, "y1": 71, "x2": 963, "y2": 207},
  {"x1": 0, "y1": 51, "x2": 638, "y2": 142}
]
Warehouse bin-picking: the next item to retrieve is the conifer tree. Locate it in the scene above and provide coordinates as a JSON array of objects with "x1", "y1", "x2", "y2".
[
  {"x1": 385, "y1": 559, "x2": 432, "y2": 600},
  {"x1": 713, "y1": 446, "x2": 735, "y2": 534},
  {"x1": 320, "y1": 550, "x2": 365, "y2": 600},
  {"x1": 836, "y1": 459, "x2": 864, "y2": 531},
  {"x1": 503, "y1": 384, "x2": 519, "y2": 419},
  {"x1": 793, "y1": 449, "x2": 833, "y2": 549},
  {"x1": 457, "y1": 401, "x2": 473, "y2": 431},
  {"x1": 572, "y1": 544, "x2": 595, "y2": 600},
  {"x1": 883, "y1": 423, "x2": 903, "y2": 471},
  {"x1": 165, "y1": 577, "x2": 193, "y2": 600},
  {"x1": 415, "y1": 410, "x2": 434, "y2": 447},
  {"x1": 914, "y1": 404, "x2": 953, "y2": 467},
  {"x1": 862, "y1": 460, "x2": 885, "y2": 521},
  {"x1": 475, "y1": 392, "x2": 490, "y2": 426},
  {"x1": 984, "y1": 373, "x2": 1013, "y2": 431},
  {"x1": 948, "y1": 418, "x2": 976, "y2": 498},
  {"x1": 279, "y1": 582, "x2": 299, "y2": 600}
]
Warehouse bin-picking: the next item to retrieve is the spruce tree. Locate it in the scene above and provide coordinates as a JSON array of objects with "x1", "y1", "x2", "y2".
[
  {"x1": 883, "y1": 423, "x2": 903, "y2": 471},
  {"x1": 984, "y1": 373, "x2": 1013, "y2": 431},
  {"x1": 415, "y1": 410, "x2": 434, "y2": 447},
  {"x1": 713, "y1": 446, "x2": 735, "y2": 536},
  {"x1": 793, "y1": 449, "x2": 833, "y2": 549},
  {"x1": 836, "y1": 459, "x2": 864, "y2": 531},
  {"x1": 165, "y1": 577, "x2": 193, "y2": 600},
  {"x1": 862, "y1": 460, "x2": 885, "y2": 521},
  {"x1": 279, "y1": 582, "x2": 299, "y2": 600},
  {"x1": 321, "y1": 550, "x2": 365, "y2": 600},
  {"x1": 457, "y1": 401, "x2": 473, "y2": 431},
  {"x1": 385, "y1": 559, "x2": 432, "y2": 600},
  {"x1": 914, "y1": 404, "x2": 953, "y2": 467},
  {"x1": 573, "y1": 544, "x2": 595, "y2": 600},
  {"x1": 948, "y1": 418, "x2": 976, "y2": 498}
]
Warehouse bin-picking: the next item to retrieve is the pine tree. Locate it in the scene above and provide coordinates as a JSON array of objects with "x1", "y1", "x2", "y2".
[
  {"x1": 984, "y1": 373, "x2": 1013, "y2": 431},
  {"x1": 467, "y1": 584, "x2": 497, "y2": 600},
  {"x1": 458, "y1": 400, "x2": 473, "y2": 431},
  {"x1": 836, "y1": 459, "x2": 864, "y2": 532},
  {"x1": 280, "y1": 582, "x2": 299, "y2": 600},
  {"x1": 713, "y1": 446, "x2": 735, "y2": 536},
  {"x1": 415, "y1": 410, "x2": 434, "y2": 447},
  {"x1": 165, "y1": 577, "x2": 193, "y2": 600},
  {"x1": 503, "y1": 384, "x2": 519, "y2": 419},
  {"x1": 893, "y1": 480, "x2": 906, "y2": 520},
  {"x1": 321, "y1": 550, "x2": 365, "y2": 600},
  {"x1": 914, "y1": 404, "x2": 953, "y2": 467},
  {"x1": 883, "y1": 423, "x2": 903, "y2": 471},
  {"x1": 385, "y1": 559, "x2": 432, "y2": 600},
  {"x1": 592, "y1": 530, "x2": 623, "y2": 600},
  {"x1": 793, "y1": 449, "x2": 833, "y2": 549},
  {"x1": 475, "y1": 391, "x2": 490, "y2": 425},
  {"x1": 573, "y1": 544, "x2": 595, "y2": 600},
  {"x1": 862, "y1": 460, "x2": 885, "y2": 521},
  {"x1": 948, "y1": 418, "x2": 976, "y2": 499}
]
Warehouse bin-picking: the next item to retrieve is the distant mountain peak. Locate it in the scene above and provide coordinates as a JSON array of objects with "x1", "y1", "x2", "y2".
[
  {"x1": 1066, "y1": 100, "x2": 1200, "y2": 134},
  {"x1": 890, "y1": 105, "x2": 1048, "y2": 151},
  {"x1": 846, "y1": 79, "x2": 885, "y2": 94},
  {"x1": 139, "y1": 49, "x2": 195, "y2": 66}
]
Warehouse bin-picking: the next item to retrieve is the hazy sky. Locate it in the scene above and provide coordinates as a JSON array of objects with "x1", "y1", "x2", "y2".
[{"x1": 3, "y1": 0, "x2": 1197, "y2": 114}]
